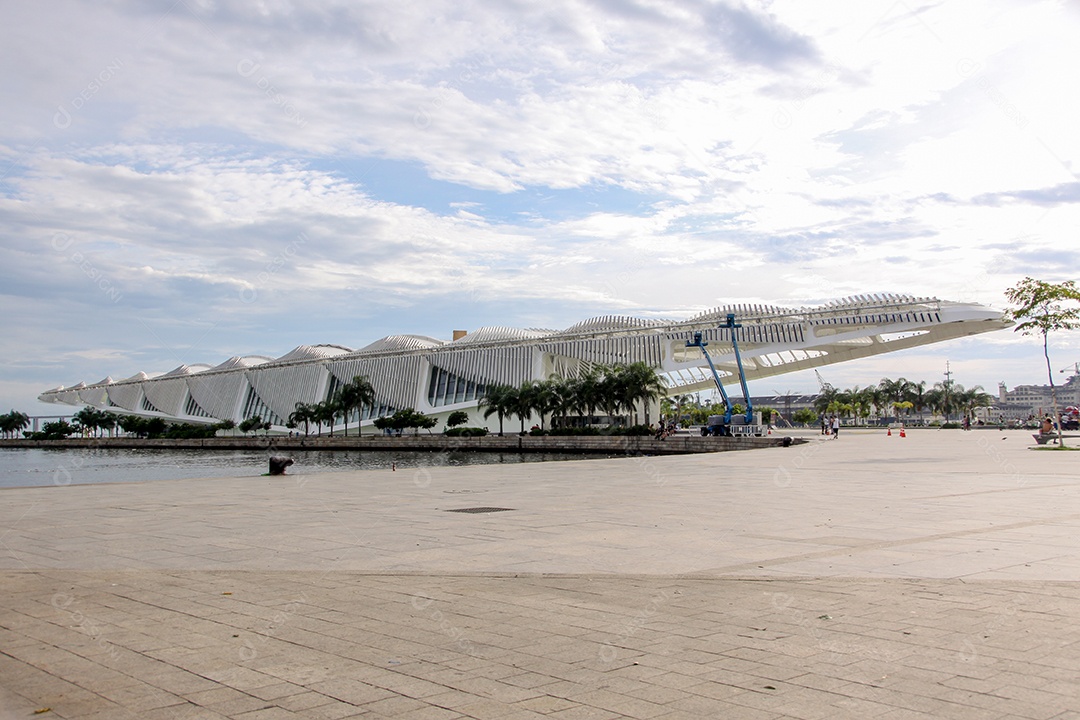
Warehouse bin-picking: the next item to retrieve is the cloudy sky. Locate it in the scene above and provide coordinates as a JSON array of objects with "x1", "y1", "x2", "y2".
[{"x1": 3, "y1": 0, "x2": 1080, "y2": 414}]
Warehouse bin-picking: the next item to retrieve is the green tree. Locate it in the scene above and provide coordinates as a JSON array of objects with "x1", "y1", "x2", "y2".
[
  {"x1": 594, "y1": 365, "x2": 627, "y2": 425},
  {"x1": 892, "y1": 400, "x2": 914, "y2": 421},
  {"x1": 337, "y1": 375, "x2": 376, "y2": 437},
  {"x1": 73, "y1": 407, "x2": 95, "y2": 437},
  {"x1": 238, "y1": 416, "x2": 263, "y2": 435},
  {"x1": 615, "y1": 362, "x2": 667, "y2": 426},
  {"x1": 313, "y1": 399, "x2": 339, "y2": 436},
  {"x1": 511, "y1": 381, "x2": 537, "y2": 433},
  {"x1": 98, "y1": 412, "x2": 117, "y2": 437},
  {"x1": 74, "y1": 406, "x2": 111, "y2": 437},
  {"x1": 668, "y1": 393, "x2": 694, "y2": 425},
  {"x1": 955, "y1": 385, "x2": 992, "y2": 424},
  {"x1": 117, "y1": 414, "x2": 141, "y2": 436},
  {"x1": 575, "y1": 367, "x2": 606, "y2": 423},
  {"x1": 446, "y1": 410, "x2": 470, "y2": 429},
  {"x1": 116, "y1": 416, "x2": 166, "y2": 438},
  {"x1": 478, "y1": 384, "x2": 515, "y2": 436},
  {"x1": 513, "y1": 380, "x2": 541, "y2": 432},
  {"x1": 289, "y1": 403, "x2": 313, "y2": 436},
  {"x1": 38, "y1": 420, "x2": 77, "y2": 439},
  {"x1": 547, "y1": 377, "x2": 578, "y2": 429},
  {"x1": 878, "y1": 377, "x2": 913, "y2": 421},
  {"x1": 1, "y1": 410, "x2": 31, "y2": 438},
  {"x1": 1005, "y1": 277, "x2": 1080, "y2": 446},
  {"x1": 926, "y1": 382, "x2": 961, "y2": 423},
  {"x1": 905, "y1": 380, "x2": 929, "y2": 424},
  {"x1": 792, "y1": 408, "x2": 818, "y2": 425},
  {"x1": 378, "y1": 408, "x2": 437, "y2": 435},
  {"x1": 813, "y1": 384, "x2": 841, "y2": 416}
]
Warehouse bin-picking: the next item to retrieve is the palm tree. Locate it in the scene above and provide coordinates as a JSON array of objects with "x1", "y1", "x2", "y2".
[
  {"x1": 529, "y1": 379, "x2": 563, "y2": 431},
  {"x1": 575, "y1": 366, "x2": 606, "y2": 425},
  {"x1": 547, "y1": 377, "x2": 577, "y2": 430},
  {"x1": 312, "y1": 399, "x2": 339, "y2": 436},
  {"x1": 956, "y1": 385, "x2": 992, "y2": 424},
  {"x1": 671, "y1": 393, "x2": 694, "y2": 426},
  {"x1": 879, "y1": 377, "x2": 913, "y2": 421},
  {"x1": 514, "y1": 381, "x2": 540, "y2": 431},
  {"x1": 924, "y1": 387, "x2": 943, "y2": 421},
  {"x1": 511, "y1": 381, "x2": 537, "y2": 433},
  {"x1": 74, "y1": 407, "x2": 96, "y2": 437},
  {"x1": 337, "y1": 376, "x2": 376, "y2": 437},
  {"x1": 926, "y1": 381, "x2": 961, "y2": 423},
  {"x1": 813, "y1": 385, "x2": 841, "y2": 416},
  {"x1": 617, "y1": 362, "x2": 667, "y2": 426},
  {"x1": 892, "y1": 400, "x2": 914, "y2": 421},
  {"x1": 289, "y1": 402, "x2": 314, "y2": 436},
  {"x1": 837, "y1": 387, "x2": 858, "y2": 424},
  {"x1": 939, "y1": 380, "x2": 960, "y2": 423},
  {"x1": 850, "y1": 386, "x2": 876, "y2": 426},
  {"x1": 905, "y1": 380, "x2": 929, "y2": 424},
  {"x1": 0, "y1": 410, "x2": 30, "y2": 438},
  {"x1": 479, "y1": 384, "x2": 515, "y2": 436},
  {"x1": 826, "y1": 399, "x2": 853, "y2": 420},
  {"x1": 595, "y1": 366, "x2": 625, "y2": 425}
]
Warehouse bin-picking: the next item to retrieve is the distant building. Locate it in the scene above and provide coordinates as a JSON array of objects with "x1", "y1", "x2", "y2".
[
  {"x1": 729, "y1": 394, "x2": 819, "y2": 422},
  {"x1": 997, "y1": 374, "x2": 1080, "y2": 419}
]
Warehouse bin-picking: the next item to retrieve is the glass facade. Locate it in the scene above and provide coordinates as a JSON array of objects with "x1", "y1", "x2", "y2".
[
  {"x1": 184, "y1": 394, "x2": 211, "y2": 418},
  {"x1": 242, "y1": 386, "x2": 283, "y2": 426},
  {"x1": 427, "y1": 366, "x2": 486, "y2": 407}
]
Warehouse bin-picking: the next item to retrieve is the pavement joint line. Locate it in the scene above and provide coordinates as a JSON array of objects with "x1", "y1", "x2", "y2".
[
  {"x1": 693, "y1": 511, "x2": 1080, "y2": 576},
  {"x1": 917, "y1": 480, "x2": 1080, "y2": 499}
]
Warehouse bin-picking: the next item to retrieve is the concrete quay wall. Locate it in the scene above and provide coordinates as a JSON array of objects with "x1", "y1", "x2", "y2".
[{"x1": 0, "y1": 433, "x2": 798, "y2": 455}]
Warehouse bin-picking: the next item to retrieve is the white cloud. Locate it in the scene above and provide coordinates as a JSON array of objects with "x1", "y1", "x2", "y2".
[{"x1": 2, "y1": 0, "x2": 1080, "y2": 412}]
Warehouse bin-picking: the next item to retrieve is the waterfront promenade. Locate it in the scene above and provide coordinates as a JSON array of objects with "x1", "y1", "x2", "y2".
[{"x1": 2, "y1": 429, "x2": 1079, "y2": 718}]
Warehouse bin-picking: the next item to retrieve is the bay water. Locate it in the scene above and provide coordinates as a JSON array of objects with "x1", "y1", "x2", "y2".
[{"x1": 0, "y1": 447, "x2": 609, "y2": 489}]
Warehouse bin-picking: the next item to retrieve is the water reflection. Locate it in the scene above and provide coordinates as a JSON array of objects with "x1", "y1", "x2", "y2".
[{"x1": 0, "y1": 447, "x2": 614, "y2": 489}]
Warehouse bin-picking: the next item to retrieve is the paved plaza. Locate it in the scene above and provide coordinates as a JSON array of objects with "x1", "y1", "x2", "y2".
[{"x1": 2, "y1": 430, "x2": 1079, "y2": 718}]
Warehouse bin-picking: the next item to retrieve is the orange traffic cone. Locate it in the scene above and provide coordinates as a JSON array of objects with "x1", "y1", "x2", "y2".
[
  {"x1": 899, "y1": 427, "x2": 906, "y2": 438},
  {"x1": 887, "y1": 427, "x2": 892, "y2": 436}
]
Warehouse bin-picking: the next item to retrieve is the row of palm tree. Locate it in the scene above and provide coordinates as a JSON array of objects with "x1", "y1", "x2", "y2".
[
  {"x1": 0, "y1": 410, "x2": 30, "y2": 438},
  {"x1": 287, "y1": 375, "x2": 375, "y2": 436},
  {"x1": 72, "y1": 406, "x2": 119, "y2": 437},
  {"x1": 660, "y1": 395, "x2": 758, "y2": 426},
  {"x1": 477, "y1": 362, "x2": 667, "y2": 435},
  {"x1": 814, "y1": 377, "x2": 994, "y2": 423}
]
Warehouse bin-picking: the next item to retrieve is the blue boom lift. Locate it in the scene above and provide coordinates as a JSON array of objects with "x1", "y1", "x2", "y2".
[{"x1": 685, "y1": 313, "x2": 754, "y2": 435}]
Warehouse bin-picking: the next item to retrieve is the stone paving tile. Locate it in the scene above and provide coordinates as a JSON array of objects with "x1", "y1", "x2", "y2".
[{"x1": 4, "y1": 433, "x2": 1080, "y2": 718}]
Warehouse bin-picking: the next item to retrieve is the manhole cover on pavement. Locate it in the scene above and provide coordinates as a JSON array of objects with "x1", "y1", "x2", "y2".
[{"x1": 445, "y1": 507, "x2": 515, "y2": 514}]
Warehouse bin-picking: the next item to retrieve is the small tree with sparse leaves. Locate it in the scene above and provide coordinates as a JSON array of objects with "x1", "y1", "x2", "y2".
[{"x1": 1005, "y1": 277, "x2": 1080, "y2": 447}]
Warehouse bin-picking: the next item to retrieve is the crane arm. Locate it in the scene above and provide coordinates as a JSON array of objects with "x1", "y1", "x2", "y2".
[{"x1": 685, "y1": 331, "x2": 733, "y2": 423}]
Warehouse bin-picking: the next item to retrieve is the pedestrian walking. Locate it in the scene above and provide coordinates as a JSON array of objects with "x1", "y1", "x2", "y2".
[{"x1": 831, "y1": 415, "x2": 840, "y2": 439}]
